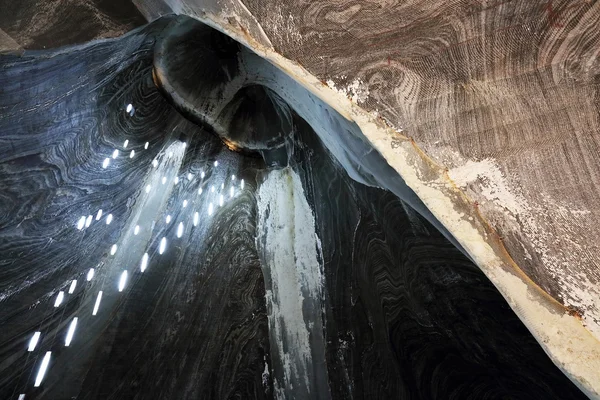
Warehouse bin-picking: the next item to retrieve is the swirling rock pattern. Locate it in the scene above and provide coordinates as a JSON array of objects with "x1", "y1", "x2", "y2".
[
  {"x1": 0, "y1": 19, "x2": 270, "y2": 400},
  {"x1": 0, "y1": 15, "x2": 589, "y2": 400},
  {"x1": 0, "y1": 0, "x2": 145, "y2": 49},
  {"x1": 293, "y1": 124, "x2": 588, "y2": 399},
  {"x1": 238, "y1": 0, "x2": 600, "y2": 339}
]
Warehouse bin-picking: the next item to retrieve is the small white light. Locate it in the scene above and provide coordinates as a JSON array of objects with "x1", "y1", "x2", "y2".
[
  {"x1": 219, "y1": 195, "x2": 224, "y2": 207},
  {"x1": 187, "y1": 173, "x2": 193, "y2": 180},
  {"x1": 92, "y1": 291, "x2": 102, "y2": 315},
  {"x1": 141, "y1": 253, "x2": 149, "y2": 272},
  {"x1": 34, "y1": 351, "x2": 51, "y2": 387},
  {"x1": 183, "y1": 200, "x2": 188, "y2": 208},
  {"x1": 168, "y1": 151, "x2": 173, "y2": 158},
  {"x1": 177, "y1": 222, "x2": 184, "y2": 238},
  {"x1": 221, "y1": 183, "x2": 224, "y2": 190},
  {"x1": 174, "y1": 177, "x2": 179, "y2": 185},
  {"x1": 214, "y1": 161, "x2": 218, "y2": 167},
  {"x1": 183, "y1": 142, "x2": 187, "y2": 148},
  {"x1": 126, "y1": 104, "x2": 133, "y2": 113},
  {"x1": 18, "y1": 394, "x2": 25, "y2": 400},
  {"x1": 232, "y1": 175, "x2": 236, "y2": 180},
  {"x1": 134, "y1": 225, "x2": 140, "y2": 235},
  {"x1": 106, "y1": 214, "x2": 113, "y2": 225},
  {"x1": 85, "y1": 215, "x2": 93, "y2": 228},
  {"x1": 64, "y1": 317, "x2": 78, "y2": 347},
  {"x1": 193, "y1": 212, "x2": 199, "y2": 227},
  {"x1": 112, "y1": 149, "x2": 119, "y2": 159},
  {"x1": 28, "y1": 332, "x2": 41, "y2": 352},
  {"x1": 152, "y1": 160, "x2": 158, "y2": 167},
  {"x1": 110, "y1": 244, "x2": 117, "y2": 255},
  {"x1": 54, "y1": 291, "x2": 64, "y2": 307},
  {"x1": 166, "y1": 215, "x2": 171, "y2": 224},
  {"x1": 68, "y1": 279, "x2": 77, "y2": 294},
  {"x1": 198, "y1": 187, "x2": 203, "y2": 195},
  {"x1": 159, "y1": 237, "x2": 167, "y2": 254},
  {"x1": 87, "y1": 268, "x2": 95, "y2": 281},
  {"x1": 210, "y1": 186, "x2": 215, "y2": 193},
  {"x1": 130, "y1": 150, "x2": 135, "y2": 158},
  {"x1": 208, "y1": 203, "x2": 213, "y2": 216},
  {"x1": 230, "y1": 187, "x2": 234, "y2": 198},
  {"x1": 144, "y1": 142, "x2": 149, "y2": 149},
  {"x1": 118, "y1": 270, "x2": 127, "y2": 292},
  {"x1": 162, "y1": 176, "x2": 167, "y2": 184},
  {"x1": 123, "y1": 139, "x2": 129, "y2": 148},
  {"x1": 77, "y1": 216, "x2": 86, "y2": 230},
  {"x1": 201, "y1": 171, "x2": 205, "y2": 179},
  {"x1": 96, "y1": 209, "x2": 103, "y2": 220},
  {"x1": 241, "y1": 179, "x2": 245, "y2": 189},
  {"x1": 145, "y1": 184, "x2": 151, "y2": 193},
  {"x1": 102, "y1": 158, "x2": 110, "y2": 169}
]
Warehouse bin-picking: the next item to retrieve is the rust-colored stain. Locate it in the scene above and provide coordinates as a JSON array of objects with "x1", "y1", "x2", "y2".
[
  {"x1": 567, "y1": 306, "x2": 584, "y2": 321},
  {"x1": 406, "y1": 138, "x2": 570, "y2": 312}
]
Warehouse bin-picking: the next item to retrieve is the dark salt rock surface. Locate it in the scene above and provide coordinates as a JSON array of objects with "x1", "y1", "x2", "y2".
[{"x1": 0, "y1": 15, "x2": 586, "y2": 400}]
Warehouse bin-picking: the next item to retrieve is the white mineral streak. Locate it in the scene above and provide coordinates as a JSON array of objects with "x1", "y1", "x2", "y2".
[
  {"x1": 262, "y1": 3, "x2": 303, "y2": 46},
  {"x1": 449, "y1": 159, "x2": 527, "y2": 215},
  {"x1": 256, "y1": 168, "x2": 327, "y2": 400},
  {"x1": 158, "y1": 10, "x2": 600, "y2": 398},
  {"x1": 359, "y1": 118, "x2": 600, "y2": 400},
  {"x1": 262, "y1": 356, "x2": 271, "y2": 390},
  {"x1": 326, "y1": 78, "x2": 370, "y2": 104},
  {"x1": 449, "y1": 159, "x2": 600, "y2": 340},
  {"x1": 379, "y1": 142, "x2": 600, "y2": 399}
]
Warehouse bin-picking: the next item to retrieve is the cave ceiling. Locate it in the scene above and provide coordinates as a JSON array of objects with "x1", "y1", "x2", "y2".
[{"x1": 1, "y1": 0, "x2": 599, "y2": 399}]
